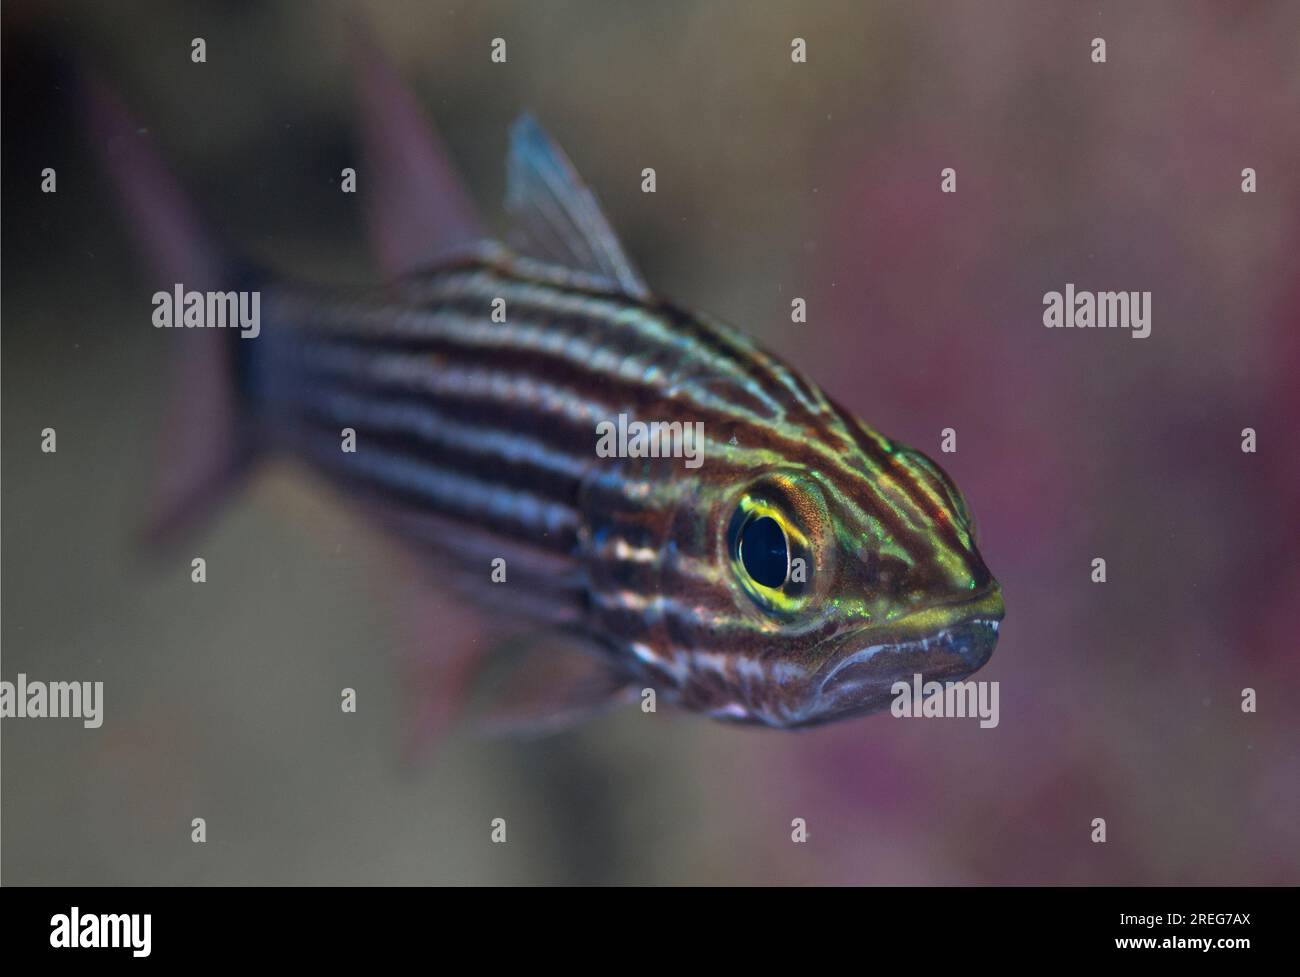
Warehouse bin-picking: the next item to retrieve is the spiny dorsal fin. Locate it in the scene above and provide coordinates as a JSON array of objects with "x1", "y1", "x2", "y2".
[{"x1": 505, "y1": 113, "x2": 650, "y2": 299}]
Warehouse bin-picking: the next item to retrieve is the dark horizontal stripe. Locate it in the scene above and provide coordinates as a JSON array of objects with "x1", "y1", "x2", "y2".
[
  {"x1": 279, "y1": 268, "x2": 799, "y2": 425},
  {"x1": 291, "y1": 318, "x2": 784, "y2": 433},
  {"x1": 293, "y1": 387, "x2": 589, "y2": 510},
  {"x1": 297, "y1": 426, "x2": 582, "y2": 557},
  {"x1": 274, "y1": 339, "x2": 860, "y2": 517}
]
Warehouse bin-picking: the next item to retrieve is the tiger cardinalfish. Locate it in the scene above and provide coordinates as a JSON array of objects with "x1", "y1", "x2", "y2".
[{"x1": 87, "y1": 42, "x2": 1003, "y2": 732}]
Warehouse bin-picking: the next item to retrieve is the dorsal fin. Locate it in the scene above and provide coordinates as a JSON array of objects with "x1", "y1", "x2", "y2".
[
  {"x1": 505, "y1": 113, "x2": 650, "y2": 299},
  {"x1": 350, "y1": 28, "x2": 483, "y2": 278}
]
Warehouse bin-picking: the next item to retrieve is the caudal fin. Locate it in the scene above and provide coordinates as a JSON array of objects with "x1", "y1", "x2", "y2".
[
  {"x1": 81, "y1": 72, "x2": 254, "y2": 548},
  {"x1": 83, "y1": 30, "x2": 487, "y2": 544}
]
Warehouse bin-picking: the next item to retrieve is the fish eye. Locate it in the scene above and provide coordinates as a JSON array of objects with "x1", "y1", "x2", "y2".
[
  {"x1": 726, "y1": 491, "x2": 816, "y2": 616},
  {"x1": 738, "y1": 516, "x2": 789, "y2": 588}
]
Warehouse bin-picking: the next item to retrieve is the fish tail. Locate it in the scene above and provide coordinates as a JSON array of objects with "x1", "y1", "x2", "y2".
[{"x1": 80, "y1": 69, "x2": 261, "y2": 549}]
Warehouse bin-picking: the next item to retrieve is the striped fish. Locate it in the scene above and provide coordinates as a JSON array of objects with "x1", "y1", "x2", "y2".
[{"x1": 89, "y1": 49, "x2": 1002, "y2": 731}]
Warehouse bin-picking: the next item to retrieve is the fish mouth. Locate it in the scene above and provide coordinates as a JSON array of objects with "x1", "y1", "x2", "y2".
[{"x1": 797, "y1": 614, "x2": 1002, "y2": 727}]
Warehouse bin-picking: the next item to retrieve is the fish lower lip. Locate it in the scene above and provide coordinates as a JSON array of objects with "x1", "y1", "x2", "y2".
[{"x1": 819, "y1": 618, "x2": 1001, "y2": 697}]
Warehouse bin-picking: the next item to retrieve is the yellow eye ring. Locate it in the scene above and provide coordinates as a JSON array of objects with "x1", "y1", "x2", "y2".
[{"x1": 727, "y1": 496, "x2": 812, "y2": 616}]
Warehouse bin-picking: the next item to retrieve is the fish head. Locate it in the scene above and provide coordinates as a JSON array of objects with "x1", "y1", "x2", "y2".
[{"x1": 715, "y1": 425, "x2": 1003, "y2": 728}]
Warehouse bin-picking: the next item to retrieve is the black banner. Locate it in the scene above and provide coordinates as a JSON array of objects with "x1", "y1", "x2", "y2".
[{"x1": 0, "y1": 885, "x2": 1285, "y2": 965}]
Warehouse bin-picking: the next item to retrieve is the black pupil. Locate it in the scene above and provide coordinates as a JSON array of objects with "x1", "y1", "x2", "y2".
[{"x1": 740, "y1": 516, "x2": 789, "y2": 588}]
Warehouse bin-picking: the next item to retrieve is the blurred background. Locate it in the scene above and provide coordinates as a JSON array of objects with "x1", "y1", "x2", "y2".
[{"x1": 3, "y1": 0, "x2": 1298, "y2": 884}]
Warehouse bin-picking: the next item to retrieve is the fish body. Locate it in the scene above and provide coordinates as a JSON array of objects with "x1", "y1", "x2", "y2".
[
  {"x1": 90, "y1": 68, "x2": 1003, "y2": 730},
  {"x1": 250, "y1": 232, "x2": 1002, "y2": 726}
]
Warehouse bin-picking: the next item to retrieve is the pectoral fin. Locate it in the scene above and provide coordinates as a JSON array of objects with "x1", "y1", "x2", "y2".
[{"x1": 470, "y1": 634, "x2": 639, "y2": 736}]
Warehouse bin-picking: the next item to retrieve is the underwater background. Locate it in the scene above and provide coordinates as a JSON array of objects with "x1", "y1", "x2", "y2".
[{"x1": 3, "y1": 0, "x2": 1298, "y2": 883}]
